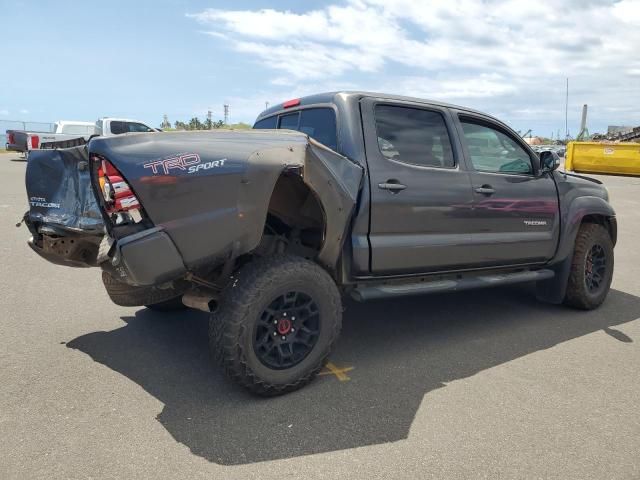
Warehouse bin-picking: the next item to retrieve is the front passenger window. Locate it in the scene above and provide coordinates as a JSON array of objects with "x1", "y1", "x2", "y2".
[{"x1": 460, "y1": 120, "x2": 533, "y2": 174}]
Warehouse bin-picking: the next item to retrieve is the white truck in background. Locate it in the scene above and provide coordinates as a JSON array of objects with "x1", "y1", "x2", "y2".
[
  {"x1": 6, "y1": 118, "x2": 156, "y2": 158},
  {"x1": 95, "y1": 118, "x2": 157, "y2": 136},
  {"x1": 6, "y1": 121, "x2": 96, "y2": 158}
]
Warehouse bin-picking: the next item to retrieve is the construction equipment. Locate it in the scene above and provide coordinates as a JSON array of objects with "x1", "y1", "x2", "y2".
[
  {"x1": 566, "y1": 141, "x2": 640, "y2": 176},
  {"x1": 591, "y1": 126, "x2": 640, "y2": 142}
]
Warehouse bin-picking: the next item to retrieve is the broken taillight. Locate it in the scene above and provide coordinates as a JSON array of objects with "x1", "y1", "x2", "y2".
[{"x1": 94, "y1": 155, "x2": 143, "y2": 224}]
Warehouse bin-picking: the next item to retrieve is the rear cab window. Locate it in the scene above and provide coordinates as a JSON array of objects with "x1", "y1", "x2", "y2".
[
  {"x1": 253, "y1": 116, "x2": 277, "y2": 129},
  {"x1": 253, "y1": 107, "x2": 338, "y2": 151}
]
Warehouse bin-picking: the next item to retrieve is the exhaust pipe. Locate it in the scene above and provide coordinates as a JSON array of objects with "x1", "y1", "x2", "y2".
[{"x1": 182, "y1": 290, "x2": 218, "y2": 313}]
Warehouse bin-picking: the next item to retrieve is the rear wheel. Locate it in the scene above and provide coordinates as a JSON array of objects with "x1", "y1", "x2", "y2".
[
  {"x1": 564, "y1": 223, "x2": 614, "y2": 310},
  {"x1": 210, "y1": 255, "x2": 342, "y2": 396}
]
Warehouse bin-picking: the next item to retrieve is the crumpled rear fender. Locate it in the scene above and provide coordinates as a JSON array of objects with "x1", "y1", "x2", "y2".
[{"x1": 243, "y1": 139, "x2": 363, "y2": 271}]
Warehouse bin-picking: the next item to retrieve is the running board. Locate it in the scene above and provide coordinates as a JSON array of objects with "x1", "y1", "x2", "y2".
[{"x1": 351, "y1": 269, "x2": 555, "y2": 302}]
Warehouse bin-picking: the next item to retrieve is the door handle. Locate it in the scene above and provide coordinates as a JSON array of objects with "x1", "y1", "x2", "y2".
[
  {"x1": 475, "y1": 185, "x2": 495, "y2": 195},
  {"x1": 378, "y1": 180, "x2": 407, "y2": 193}
]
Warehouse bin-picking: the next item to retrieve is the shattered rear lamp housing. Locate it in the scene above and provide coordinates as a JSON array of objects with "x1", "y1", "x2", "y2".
[{"x1": 92, "y1": 155, "x2": 143, "y2": 224}]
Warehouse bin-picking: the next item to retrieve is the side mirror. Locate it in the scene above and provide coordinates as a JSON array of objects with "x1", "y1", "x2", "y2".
[{"x1": 539, "y1": 150, "x2": 560, "y2": 174}]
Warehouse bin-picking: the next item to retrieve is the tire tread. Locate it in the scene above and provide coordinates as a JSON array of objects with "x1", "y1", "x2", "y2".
[{"x1": 210, "y1": 255, "x2": 342, "y2": 396}]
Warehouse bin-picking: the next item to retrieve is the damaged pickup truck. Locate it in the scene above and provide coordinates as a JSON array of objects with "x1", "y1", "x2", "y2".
[{"x1": 23, "y1": 92, "x2": 617, "y2": 395}]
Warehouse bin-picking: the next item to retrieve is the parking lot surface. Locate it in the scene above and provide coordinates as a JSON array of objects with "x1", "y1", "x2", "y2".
[{"x1": 1, "y1": 151, "x2": 639, "y2": 479}]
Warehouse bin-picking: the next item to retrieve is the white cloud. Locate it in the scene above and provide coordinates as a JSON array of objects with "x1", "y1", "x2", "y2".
[
  {"x1": 19, "y1": 109, "x2": 29, "y2": 114},
  {"x1": 190, "y1": 0, "x2": 640, "y2": 134},
  {"x1": 0, "y1": 109, "x2": 8, "y2": 116}
]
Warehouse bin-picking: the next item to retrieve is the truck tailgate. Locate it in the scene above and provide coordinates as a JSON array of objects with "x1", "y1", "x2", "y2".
[{"x1": 24, "y1": 147, "x2": 105, "y2": 266}]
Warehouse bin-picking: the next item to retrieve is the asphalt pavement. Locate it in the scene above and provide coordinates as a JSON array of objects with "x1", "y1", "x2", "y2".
[{"x1": 1, "y1": 151, "x2": 639, "y2": 479}]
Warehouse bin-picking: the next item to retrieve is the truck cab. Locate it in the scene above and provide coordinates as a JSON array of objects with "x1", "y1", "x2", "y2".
[
  {"x1": 95, "y1": 118, "x2": 156, "y2": 137},
  {"x1": 253, "y1": 92, "x2": 563, "y2": 277}
]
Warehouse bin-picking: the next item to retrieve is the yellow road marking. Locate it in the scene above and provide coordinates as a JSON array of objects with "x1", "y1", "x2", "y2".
[{"x1": 318, "y1": 362, "x2": 354, "y2": 382}]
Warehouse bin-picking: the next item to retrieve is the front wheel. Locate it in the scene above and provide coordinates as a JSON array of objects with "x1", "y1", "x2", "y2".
[
  {"x1": 564, "y1": 223, "x2": 614, "y2": 310},
  {"x1": 210, "y1": 255, "x2": 342, "y2": 396}
]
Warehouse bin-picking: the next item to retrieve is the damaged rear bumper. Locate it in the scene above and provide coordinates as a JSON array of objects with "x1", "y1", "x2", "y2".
[
  {"x1": 102, "y1": 227, "x2": 186, "y2": 286},
  {"x1": 27, "y1": 226, "x2": 103, "y2": 268},
  {"x1": 27, "y1": 221, "x2": 186, "y2": 286}
]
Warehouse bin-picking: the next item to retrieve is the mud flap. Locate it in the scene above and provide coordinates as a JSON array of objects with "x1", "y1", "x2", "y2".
[{"x1": 536, "y1": 254, "x2": 572, "y2": 304}]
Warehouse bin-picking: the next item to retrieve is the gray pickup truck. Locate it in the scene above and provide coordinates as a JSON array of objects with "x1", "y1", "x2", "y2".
[{"x1": 23, "y1": 91, "x2": 616, "y2": 395}]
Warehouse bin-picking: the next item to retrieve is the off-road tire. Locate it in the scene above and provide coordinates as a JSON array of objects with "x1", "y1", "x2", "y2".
[
  {"x1": 101, "y1": 271, "x2": 185, "y2": 309},
  {"x1": 210, "y1": 254, "x2": 342, "y2": 396},
  {"x1": 564, "y1": 223, "x2": 614, "y2": 310}
]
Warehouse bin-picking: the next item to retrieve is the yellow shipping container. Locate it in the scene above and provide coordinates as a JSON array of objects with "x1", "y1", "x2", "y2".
[{"x1": 566, "y1": 141, "x2": 640, "y2": 176}]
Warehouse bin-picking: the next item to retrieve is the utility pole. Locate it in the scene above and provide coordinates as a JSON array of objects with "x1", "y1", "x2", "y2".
[
  {"x1": 565, "y1": 78, "x2": 569, "y2": 140},
  {"x1": 207, "y1": 109, "x2": 212, "y2": 129},
  {"x1": 577, "y1": 104, "x2": 589, "y2": 141},
  {"x1": 161, "y1": 114, "x2": 170, "y2": 129},
  {"x1": 265, "y1": 101, "x2": 269, "y2": 110},
  {"x1": 223, "y1": 104, "x2": 229, "y2": 125}
]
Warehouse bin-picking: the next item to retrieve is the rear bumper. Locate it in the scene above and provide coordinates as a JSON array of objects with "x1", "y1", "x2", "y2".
[
  {"x1": 5, "y1": 144, "x2": 23, "y2": 153},
  {"x1": 102, "y1": 228, "x2": 187, "y2": 286},
  {"x1": 27, "y1": 230, "x2": 102, "y2": 268},
  {"x1": 29, "y1": 225, "x2": 187, "y2": 286}
]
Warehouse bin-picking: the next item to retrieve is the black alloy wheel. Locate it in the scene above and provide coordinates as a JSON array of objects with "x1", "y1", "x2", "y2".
[
  {"x1": 584, "y1": 244, "x2": 607, "y2": 294},
  {"x1": 253, "y1": 291, "x2": 320, "y2": 369}
]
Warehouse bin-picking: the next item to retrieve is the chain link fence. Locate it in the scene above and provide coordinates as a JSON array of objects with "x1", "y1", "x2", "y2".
[{"x1": 1, "y1": 120, "x2": 55, "y2": 149}]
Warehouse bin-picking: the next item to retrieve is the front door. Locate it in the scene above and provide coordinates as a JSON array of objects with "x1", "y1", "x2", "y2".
[
  {"x1": 362, "y1": 98, "x2": 478, "y2": 275},
  {"x1": 454, "y1": 113, "x2": 560, "y2": 266}
]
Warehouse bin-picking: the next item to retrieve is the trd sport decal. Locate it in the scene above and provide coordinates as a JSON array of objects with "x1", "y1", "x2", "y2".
[{"x1": 143, "y1": 153, "x2": 226, "y2": 175}]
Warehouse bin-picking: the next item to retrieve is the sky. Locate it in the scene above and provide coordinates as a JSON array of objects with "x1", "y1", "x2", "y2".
[{"x1": 1, "y1": 0, "x2": 639, "y2": 137}]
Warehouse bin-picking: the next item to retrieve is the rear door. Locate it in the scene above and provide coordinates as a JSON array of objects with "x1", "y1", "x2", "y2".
[
  {"x1": 454, "y1": 113, "x2": 560, "y2": 266},
  {"x1": 362, "y1": 98, "x2": 477, "y2": 274}
]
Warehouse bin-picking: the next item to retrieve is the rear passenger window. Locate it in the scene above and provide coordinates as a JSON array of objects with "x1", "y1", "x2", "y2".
[
  {"x1": 375, "y1": 105, "x2": 455, "y2": 168},
  {"x1": 299, "y1": 108, "x2": 337, "y2": 151}
]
